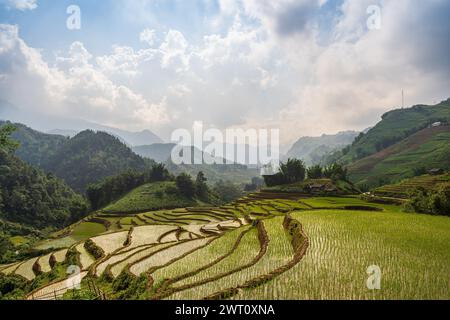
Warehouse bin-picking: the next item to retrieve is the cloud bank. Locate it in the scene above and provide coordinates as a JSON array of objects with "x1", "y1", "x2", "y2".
[{"x1": 0, "y1": 0, "x2": 448, "y2": 145}]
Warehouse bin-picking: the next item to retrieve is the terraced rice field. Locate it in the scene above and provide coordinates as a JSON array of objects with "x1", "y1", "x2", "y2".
[
  {"x1": 3, "y1": 192, "x2": 449, "y2": 300},
  {"x1": 130, "y1": 238, "x2": 211, "y2": 276},
  {"x1": 92, "y1": 231, "x2": 128, "y2": 254},
  {"x1": 14, "y1": 257, "x2": 39, "y2": 281},
  {"x1": 236, "y1": 210, "x2": 450, "y2": 300},
  {"x1": 76, "y1": 243, "x2": 95, "y2": 270},
  {"x1": 110, "y1": 244, "x2": 173, "y2": 278},
  {"x1": 38, "y1": 253, "x2": 53, "y2": 273},
  {"x1": 373, "y1": 173, "x2": 450, "y2": 198}
]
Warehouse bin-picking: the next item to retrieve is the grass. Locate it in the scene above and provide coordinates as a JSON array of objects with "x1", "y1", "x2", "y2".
[
  {"x1": 9, "y1": 236, "x2": 29, "y2": 246},
  {"x1": 91, "y1": 231, "x2": 128, "y2": 255},
  {"x1": 110, "y1": 244, "x2": 172, "y2": 278},
  {"x1": 340, "y1": 99, "x2": 450, "y2": 164},
  {"x1": 76, "y1": 243, "x2": 95, "y2": 271},
  {"x1": 128, "y1": 225, "x2": 179, "y2": 248},
  {"x1": 238, "y1": 209, "x2": 450, "y2": 300},
  {"x1": 14, "y1": 257, "x2": 39, "y2": 281},
  {"x1": 150, "y1": 227, "x2": 250, "y2": 286},
  {"x1": 173, "y1": 217, "x2": 293, "y2": 300},
  {"x1": 102, "y1": 182, "x2": 197, "y2": 214},
  {"x1": 348, "y1": 127, "x2": 450, "y2": 188},
  {"x1": 129, "y1": 238, "x2": 211, "y2": 276},
  {"x1": 168, "y1": 227, "x2": 261, "y2": 299},
  {"x1": 71, "y1": 222, "x2": 106, "y2": 241},
  {"x1": 14, "y1": 193, "x2": 450, "y2": 301},
  {"x1": 373, "y1": 173, "x2": 450, "y2": 198},
  {"x1": 263, "y1": 179, "x2": 358, "y2": 195}
]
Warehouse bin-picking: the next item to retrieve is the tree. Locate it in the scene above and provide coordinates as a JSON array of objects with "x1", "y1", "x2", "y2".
[
  {"x1": 263, "y1": 159, "x2": 306, "y2": 187},
  {"x1": 406, "y1": 186, "x2": 450, "y2": 216},
  {"x1": 323, "y1": 163, "x2": 348, "y2": 181},
  {"x1": 149, "y1": 163, "x2": 170, "y2": 182},
  {"x1": 244, "y1": 177, "x2": 265, "y2": 192},
  {"x1": 307, "y1": 165, "x2": 323, "y2": 179},
  {"x1": 280, "y1": 158, "x2": 306, "y2": 184},
  {"x1": 213, "y1": 180, "x2": 242, "y2": 203},
  {"x1": 195, "y1": 171, "x2": 209, "y2": 200},
  {"x1": 0, "y1": 235, "x2": 13, "y2": 261},
  {"x1": 0, "y1": 124, "x2": 19, "y2": 153},
  {"x1": 176, "y1": 173, "x2": 196, "y2": 198}
]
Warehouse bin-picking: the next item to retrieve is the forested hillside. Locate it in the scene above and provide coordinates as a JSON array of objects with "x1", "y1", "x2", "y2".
[
  {"x1": 286, "y1": 131, "x2": 359, "y2": 166},
  {"x1": 0, "y1": 124, "x2": 89, "y2": 264},
  {"x1": 0, "y1": 150, "x2": 88, "y2": 230},
  {"x1": 0, "y1": 121, "x2": 67, "y2": 167},
  {"x1": 348, "y1": 125, "x2": 450, "y2": 188},
  {"x1": 41, "y1": 131, "x2": 154, "y2": 193},
  {"x1": 334, "y1": 99, "x2": 450, "y2": 164}
]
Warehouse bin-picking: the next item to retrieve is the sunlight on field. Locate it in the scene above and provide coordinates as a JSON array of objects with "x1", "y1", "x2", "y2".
[{"x1": 237, "y1": 210, "x2": 450, "y2": 300}]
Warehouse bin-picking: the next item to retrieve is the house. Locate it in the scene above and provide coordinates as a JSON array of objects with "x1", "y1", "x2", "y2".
[{"x1": 429, "y1": 168, "x2": 444, "y2": 175}]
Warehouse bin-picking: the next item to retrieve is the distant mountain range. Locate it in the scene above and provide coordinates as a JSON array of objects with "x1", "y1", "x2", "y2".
[
  {"x1": 132, "y1": 143, "x2": 176, "y2": 163},
  {"x1": 286, "y1": 131, "x2": 360, "y2": 166},
  {"x1": 0, "y1": 99, "x2": 163, "y2": 146},
  {"x1": 133, "y1": 144, "x2": 259, "y2": 184}
]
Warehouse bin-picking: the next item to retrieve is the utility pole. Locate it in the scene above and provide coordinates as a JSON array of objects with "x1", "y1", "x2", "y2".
[{"x1": 402, "y1": 89, "x2": 404, "y2": 109}]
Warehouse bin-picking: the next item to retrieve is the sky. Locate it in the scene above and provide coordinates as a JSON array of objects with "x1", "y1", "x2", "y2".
[{"x1": 0, "y1": 0, "x2": 449, "y2": 148}]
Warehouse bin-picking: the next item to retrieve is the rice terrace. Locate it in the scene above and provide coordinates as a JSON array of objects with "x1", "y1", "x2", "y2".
[
  {"x1": 0, "y1": 0, "x2": 449, "y2": 308},
  {"x1": 1, "y1": 177, "x2": 449, "y2": 300}
]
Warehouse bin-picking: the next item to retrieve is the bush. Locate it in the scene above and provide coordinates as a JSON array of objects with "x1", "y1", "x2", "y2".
[
  {"x1": 0, "y1": 275, "x2": 27, "y2": 300},
  {"x1": 323, "y1": 163, "x2": 348, "y2": 181},
  {"x1": 263, "y1": 159, "x2": 306, "y2": 187},
  {"x1": 84, "y1": 239, "x2": 105, "y2": 260},
  {"x1": 307, "y1": 165, "x2": 323, "y2": 179},
  {"x1": 404, "y1": 186, "x2": 450, "y2": 216},
  {"x1": 176, "y1": 173, "x2": 196, "y2": 198}
]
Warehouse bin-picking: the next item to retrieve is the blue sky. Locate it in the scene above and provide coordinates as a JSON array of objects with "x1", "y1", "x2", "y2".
[{"x1": 0, "y1": 0, "x2": 449, "y2": 146}]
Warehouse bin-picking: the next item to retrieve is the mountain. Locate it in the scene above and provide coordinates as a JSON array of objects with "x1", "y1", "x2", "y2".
[
  {"x1": 0, "y1": 121, "x2": 68, "y2": 167},
  {"x1": 47, "y1": 129, "x2": 78, "y2": 138},
  {"x1": 0, "y1": 149, "x2": 89, "y2": 232},
  {"x1": 132, "y1": 143, "x2": 176, "y2": 163},
  {"x1": 337, "y1": 98, "x2": 450, "y2": 164},
  {"x1": 0, "y1": 99, "x2": 163, "y2": 146},
  {"x1": 46, "y1": 125, "x2": 163, "y2": 147},
  {"x1": 41, "y1": 130, "x2": 154, "y2": 193},
  {"x1": 134, "y1": 144, "x2": 260, "y2": 184},
  {"x1": 286, "y1": 131, "x2": 359, "y2": 166},
  {"x1": 347, "y1": 124, "x2": 450, "y2": 188}
]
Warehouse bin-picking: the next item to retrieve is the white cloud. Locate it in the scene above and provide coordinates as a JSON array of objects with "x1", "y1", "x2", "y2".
[
  {"x1": 1, "y1": 0, "x2": 449, "y2": 146},
  {"x1": 4, "y1": 0, "x2": 37, "y2": 11},
  {"x1": 0, "y1": 24, "x2": 170, "y2": 131},
  {"x1": 159, "y1": 30, "x2": 190, "y2": 72},
  {"x1": 140, "y1": 28, "x2": 156, "y2": 46}
]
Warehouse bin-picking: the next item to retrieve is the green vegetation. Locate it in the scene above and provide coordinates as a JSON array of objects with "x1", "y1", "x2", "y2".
[
  {"x1": 71, "y1": 222, "x2": 106, "y2": 242},
  {"x1": 0, "y1": 120, "x2": 67, "y2": 167},
  {"x1": 86, "y1": 164, "x2": 172, "y2": 210},
  {"x1": 42, "y1": 130, "x2": 154, "y2": 192},
  {"x1": 372, "y1": 174, "x2": 450, "y2": 198},
  {"x1": 239, "y1": 209, "x2": 450, "y2": 300},
  {"x1": 263, "y1": 159, "x2": 306, "y2": 187},
  {"x1": 347, "y1": 126, "x2": 450, "y2": 188},
  {"x1": 404, "y1": 186, "x2": 450, "y2": 216},
  {"x1": 0, "y1": 123, "x2": 20, "y2": 153},
  {"x1": 2, "y1": 191, "x2": 450, "y2": 301},
  {"x1": 287, "y1": 131, "x2": 359, "y2": 166},
  {"x1": 335, "y1": 99, "x2": 450, "y2": 164},
  {"x1": 0, "y1": 150, "x2": 88, "y2": 231},
  {"x1": 102, "y1": 181, "x2": 197, "y2": 214},
  {"x1": 0, "y1": 123, "x2": 89, "y2": 264}
]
